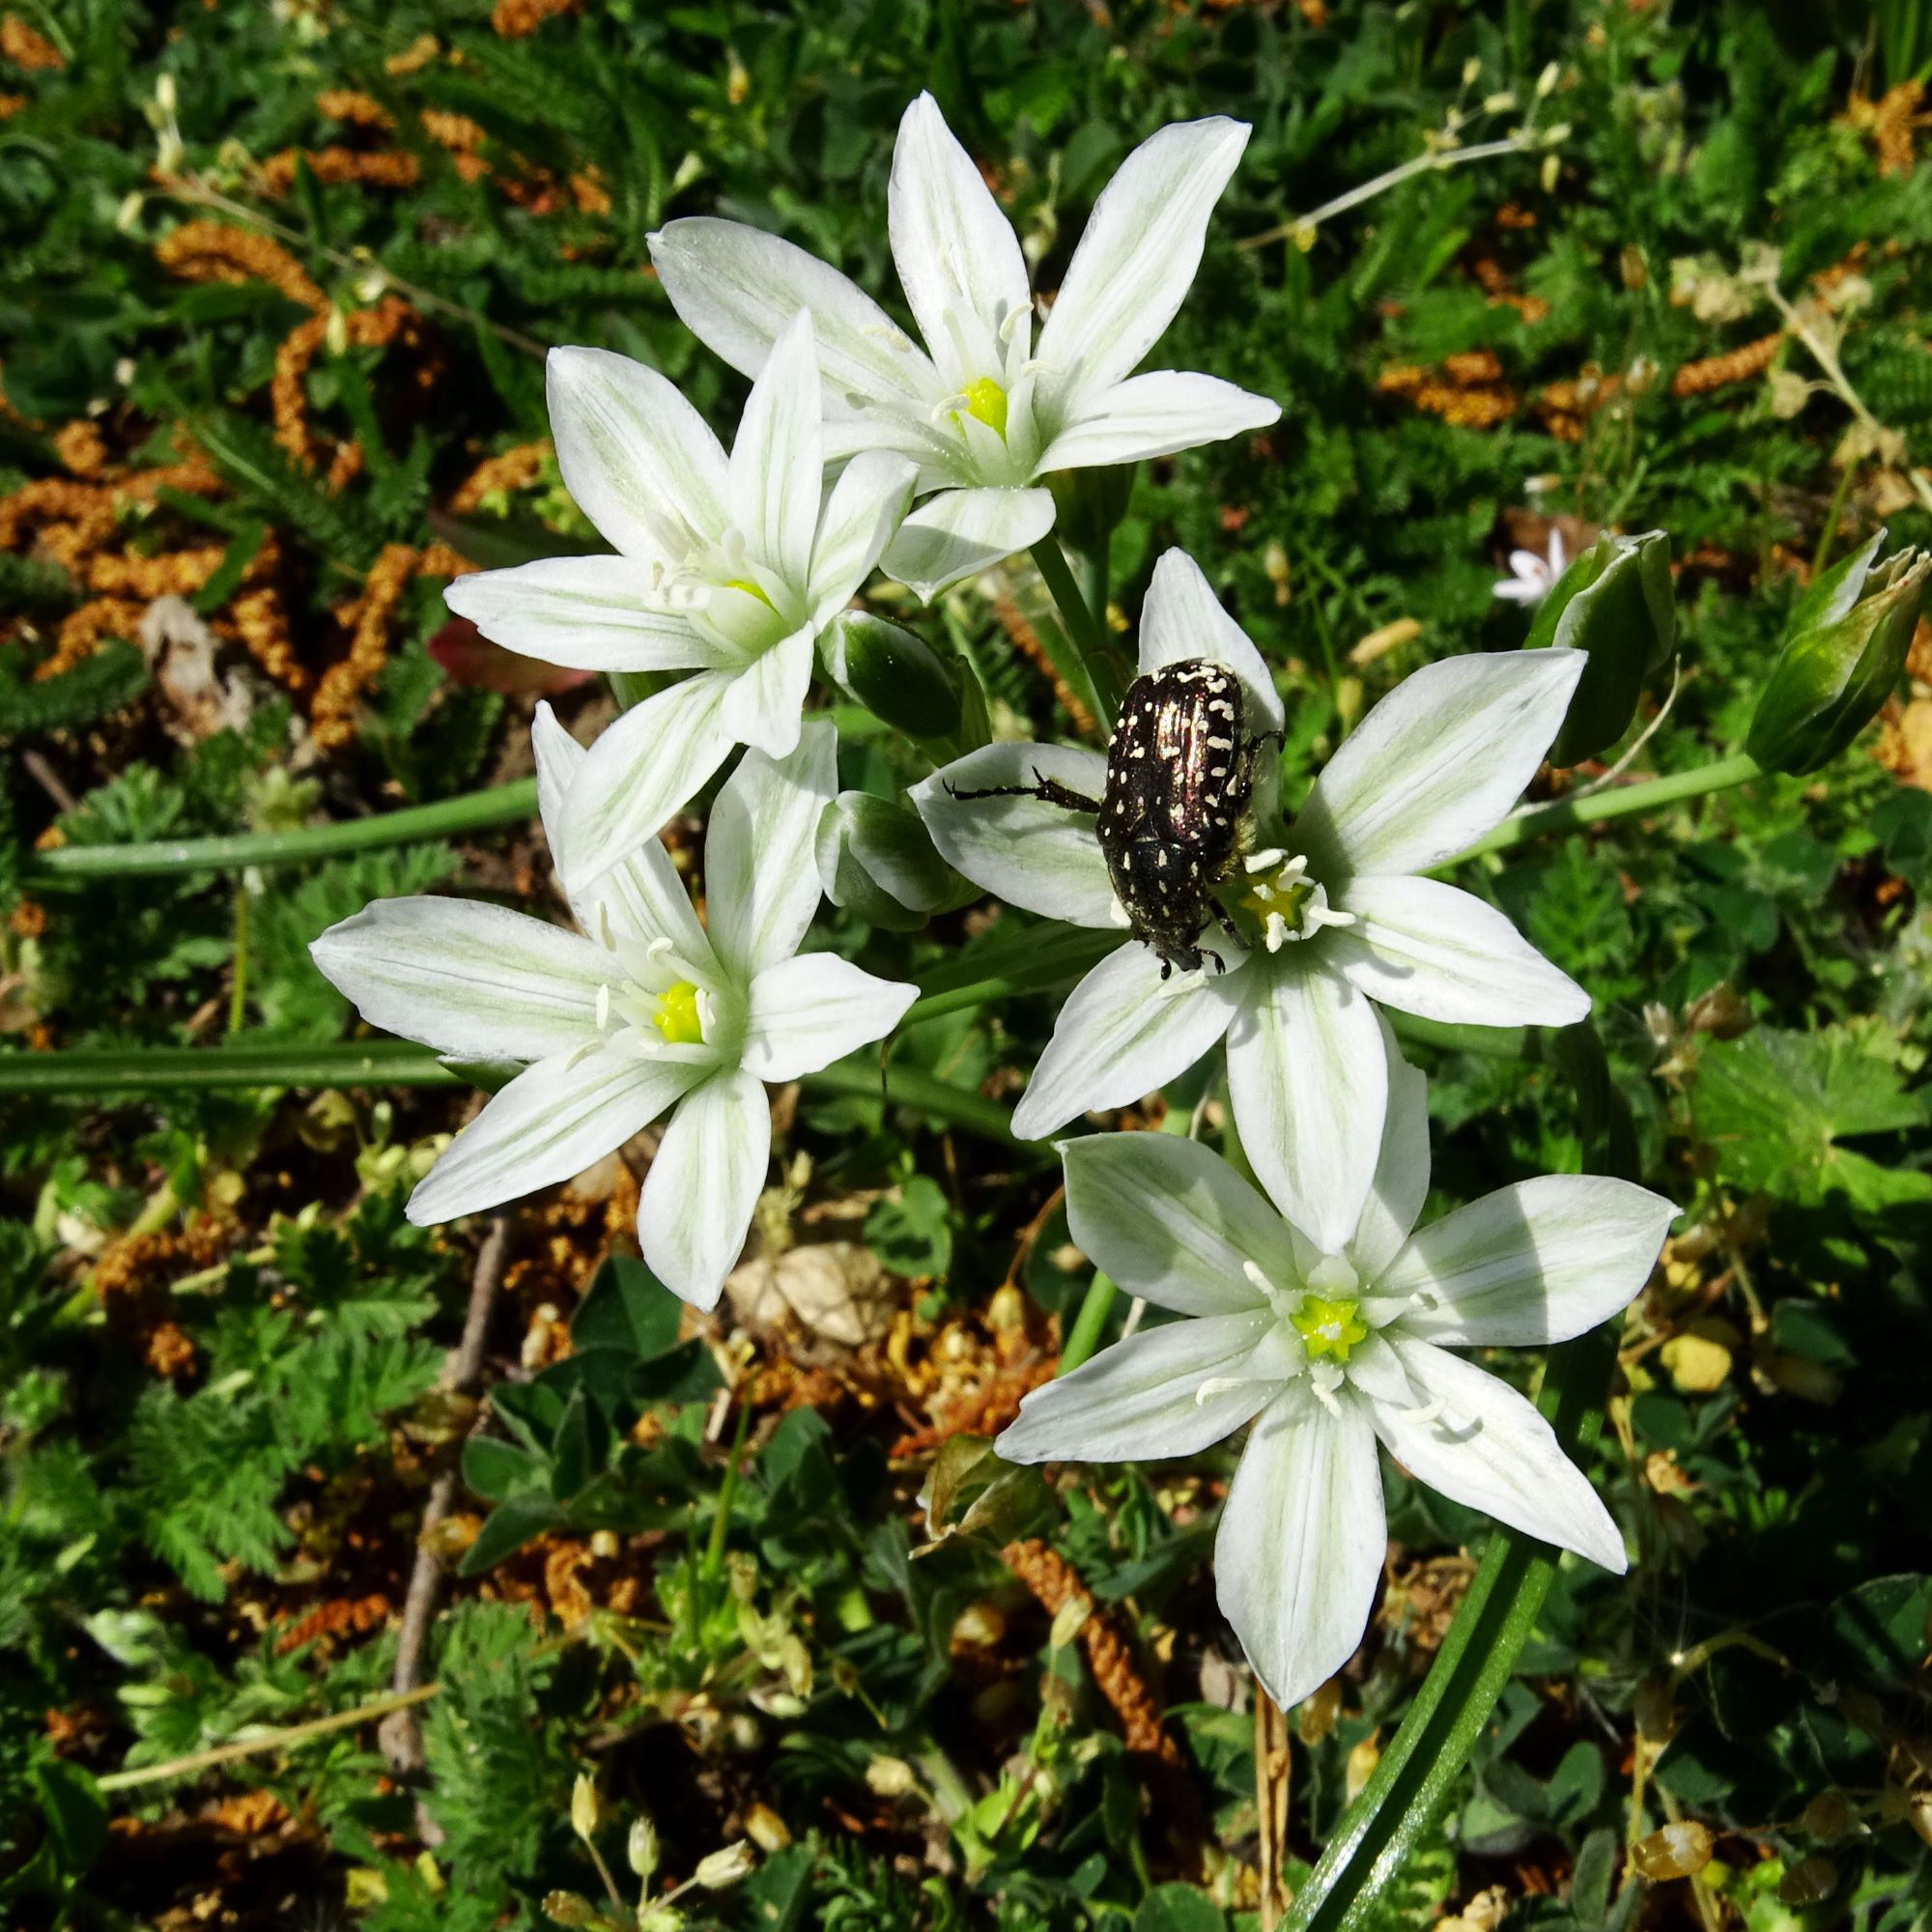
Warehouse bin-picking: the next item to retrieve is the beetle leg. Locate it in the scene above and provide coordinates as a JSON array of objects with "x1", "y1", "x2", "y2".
[
  {"x1": 1215, "y1": 909, "x2": 1249, "y2": 953},
  {"x1": 942, "y1": 768, "x2": 1102, "y2": 815}
]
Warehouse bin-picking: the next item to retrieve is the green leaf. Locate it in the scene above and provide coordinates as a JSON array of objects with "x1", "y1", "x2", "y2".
[
  {"x1": 1133, "y1": 1883, "x2": 1228, "y2": 1932},
  {"x1": 1692, "y1": 1026, "x2": 1928, "y2": 1206},
  {"x1": 458, "y1": 1491, "x2": 561, "y2": 1577}
]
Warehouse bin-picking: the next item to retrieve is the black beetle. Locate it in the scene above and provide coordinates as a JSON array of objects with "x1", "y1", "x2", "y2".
[{"x1": 946, "y1": 658, "x2": 1268, "y2": 977}]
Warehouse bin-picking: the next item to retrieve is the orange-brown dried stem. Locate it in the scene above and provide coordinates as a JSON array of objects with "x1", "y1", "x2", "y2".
[
  {"x1": 1670, "y1": 331, "x2": 1782, "y2": 398},
  {"x1": 450, "y1": 440, "x2": 553, "y2": 513},
  {"x1": 156, "y1": 219, "x2": 327, "y2": 314},
  {"x1": 492, "y1": 0, "x2": 577, "y2": 36},
  {"x1": 0, "y1": 16, "x2": 64, "y2": 71},
  {"x1": 994, "y1": 587, "x2": 1098, "y2": 738},
  {"x1": 1003, "y1": 1537, "x2": 1179, "y2": 1762},
  {"x1": 258, "y1": 148, "x2": 421, "y2": 196},
  {"x1": 272, "y1": 294, "x2": 428, "y2": 474},
  {"x1": 312, "y1": 542, "x2": 418, "y2": 750},
  {"x1": 37, "y1": 598, "x2": 143, "y2": 680}
]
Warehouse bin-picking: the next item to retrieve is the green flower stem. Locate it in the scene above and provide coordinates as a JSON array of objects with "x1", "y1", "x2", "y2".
[
  {"x1": 25, "y1": 779, "x2": 540, "y2": 882},
  {"x1": 0, "y1": 1038, "x2": 1025, "y2": 1148},
  {"x1": 1447, "y1": 752, "x2": 1762, "y2": 867},
  {"x1": 1056, "y1": 1270, "x2": 1118, "y2": 1376},
  {"x1": 1031, "y1": 535, "x2": 1128, "y2": 727},
  {"x1": 900, "y1": 926, "x2": 1115, "y2": 1029},
  {"x1": 1283, "y1": 1330, "x2": 1616, "y2": 1932}
]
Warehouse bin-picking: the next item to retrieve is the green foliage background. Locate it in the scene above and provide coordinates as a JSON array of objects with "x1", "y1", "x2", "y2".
[{"x1": 4, "y1": 0, "x2": 1932, "y2": 1927}]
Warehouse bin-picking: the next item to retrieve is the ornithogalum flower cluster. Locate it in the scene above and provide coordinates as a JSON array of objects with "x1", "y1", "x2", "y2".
[{"x1": 314, "y1": 89, "x2": 1674, "y2": 1716}]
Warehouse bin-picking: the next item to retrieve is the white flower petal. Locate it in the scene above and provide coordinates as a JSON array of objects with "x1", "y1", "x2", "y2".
[
  {"x1": 742, "y1": 953, "x2": 919, "y2": 1080},
  {"x1": 562, "y1": 672, "x2": 737, "y2": 888},
  {"x1": 1295, "y1": 649, "x2": 1585, "y2": 878},
  {"x1": 1063, "y1": 1132, "x2": 1291, "y2": 1319},
  {"x1": 881, "y1": 485, "x2": 1056, "y2": 601},
  {"x1": 1376, "y1": 1339, "x2": 1627, "y2": 1573},
  {"x1": 648, "y1": 216, "x2": 944, "y2": 417},
  {"x1": 704, "y1": 717, "x2": 838, "y2": 981},
  {"x1": 1137, "y1": 546, "x2": 1284, "y2": 733},
  {"x1": 1036, "y1": 118, "x2": 1250, "y2": 400},
  {"x1": 1328, "y1": 874, "x2": 1590, "y2": 1029},
  {"x1": 547, "y1": 346, "x2": 728, "y2": 560},
  {"x1": 529, "y1": 703, "x2": 714, "y2": 966},
  {"x1": 310, "y1": 898, "x2": 607, "y2": 1063},
  {"x1": 729, "y1": 309, "x2": 822, "y2": 589},
  {"x1": 408, "y1": 1047, "x2": 693, "y2": 1226},
  {"x1": 1037, "y1": 370, "x2": 1279, "y2": 474},
  {"x1": 639, "y1": 1066, "x2": 771, "y2": 1309},
  {"x1": 1225, "y1": 955, "x2": 1386, "y2": 1256},
  {"x1": 1379, "y1": 1176, "x2": 1674, "y2": 1348},
  {"x1": 911, "y1": 743, "x2": 1116, "y2": 927},
  {"x1": 1215, "y1": 1385, "x2": 1386, "y2": 1711},
  {"x1": 889, "y1": 92, "x2": 1030, "y2": 390},
  {"x1": 997, "y1": 1310, "x2": 1279, "y2": 1463},
  {"x1": 719, "y1": 624, "x2": 814, "y2": 758},
  {"x1": 1347, "y1": 1018, "x2": 1432, "y2": 1281},
  {"x1": 442, "y1": 556, "x2": 728, "y2": 674},
  {"x1": 1010, "y1": 939, "x2": 1244, "y2": 1139},
  {"x1": 810, "y1": 451, "x2": 920, "y2": 619}
]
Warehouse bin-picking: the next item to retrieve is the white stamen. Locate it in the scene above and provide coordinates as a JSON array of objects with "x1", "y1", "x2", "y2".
[
  {"x1": 595, "y1": 899, "x2": 613, "y2": 951},
  {"x1": 1243, "y1": 847, "x2": 1288, "y2": 874},
  {"x1": 1241, "y1": 1258, "x2": 1273, "y2": 1296},
  {"x1": 595, "y1": 982, "x2": 611, "y2": 1032},
  {"x1": 563, "y1": 1037, "x2": 602, "y2": 1072},
  {"x1": 1264, "y1": 910, "x2": 1290, "y2": 952}
]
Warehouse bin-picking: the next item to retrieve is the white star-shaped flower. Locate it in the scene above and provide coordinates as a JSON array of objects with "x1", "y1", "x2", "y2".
[
  {"x1": 997, "y1": 1034, "x2": 1674, "y2": 1707},
  {"x1": 914, "y1": 547, "x2": 1590, "y2": 1254},
  {"x1": 1493, "y1": 526, "x2": 1568, "y2": 607},
  {"x1": 444, "y1": 311, "x2": 916, "y2": 884},
  {"x1": 648, "y1": 93, "x2": 1280, "y2": 600},
  {"x1": 310, "y1": 713, "x2": 915, "y2": 1309}
]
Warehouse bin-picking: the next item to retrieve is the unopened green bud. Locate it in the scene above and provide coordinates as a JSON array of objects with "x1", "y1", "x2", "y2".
[
  {"x1": 822, "y1": 611, "x2": 964, "y2": 745},
  {"x1": 814, "y1": 790, "x2": 975, "y2": 932},
  {"x1": 1747, "y1": 532, "x2": 1930, "y2": 775},
  {"x1": 628, "y1": 1815, "x2": 659, "y2": 1885},
  {"x1": 1528, "y1": 529, "x2": 1675, "y2": 763},
  {"x1": 569, "y1": 1774, "x2": 600, "y2": 1844},
  {"x1": 543, "y1": 1893, "x2": 598, "y2": 1929},
  {"x1": 693, "y1": 1841, "x2": 756, "y2": 1889},
  {"x1": 1047, "y1": 464, "x2": 1136, "y2": 556}
]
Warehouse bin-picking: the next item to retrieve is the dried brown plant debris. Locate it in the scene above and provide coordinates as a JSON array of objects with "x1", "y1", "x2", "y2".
[
  {"x1": 1003, "y1": 1538, "x2": 1179, "y2": 1762},
  {"x1": 1842, "y1": 78, "x2": 1926, "y2": 178},
  {"x1": 273, "y1": 1592, "x2": 393, "y2": 1657},
  {"x1": 316, "y1": 88, "x2": 396, "y2": 131},
  {"x1": 452, "y1": 440, "x2": 554, "y2": 512},
  {"x1": 311, "y1": 541, "x2": 417, "y2": 750},
  {"x1": 272, "y1": 293, "x2": 432, "y2": 475},
  {"x1": 0, "y1": 15, "x2": 64, "y2": 71},
  {"x1": 259, "y1": 147, "x2": 421, "y2": 195},
  {"x1": 1468, "y1": 256, "x2": 1550, "y2": 325},
  {"x1": 38, "y1": 597, "x2": 143, "y2": 681},
  {"x1": 223, "y1": 583, "x2": 307, "y2": 694},
  {"x1": 385, "y1": 34, "x2": 440, "y2": 75},
  {"x1": 53, "y1": 419, "x2": 108, "y2": 478},
  {"x1": 1376, "y1": 354, "x2": 1520, "y2": 430},
  {"x1": 1671, "y1": 330, "x2": 1781, "y2": 397},
  {"x1": 1534, "y1": 367, "x2": 1626, "y2": 442},
  {"x1": 992, "y1": 586, "x2": 1098, "y2": 737},
  {"x1": 493, "y1": 0, "x2": 577, "y2": 36},
  {"x1": 156, "y1": 219, "x2": 327, "y2": 314}
]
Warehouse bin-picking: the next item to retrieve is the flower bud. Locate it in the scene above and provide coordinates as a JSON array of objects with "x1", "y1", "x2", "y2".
[
  {"x1": 569, "y1": 1775, "x2": 600, "y2": 1843},
  {"x1": 693, "y1": 1841, "x2": 756, "y2": 1889},
  {"x1": 1631, "y1": 1820, "x2": 1714, "y2": 1881},
  {"x1": 628, "y1": 1815, "x2": 659, "y2": 1884},
  {"x1": 814, "y1": 790, "x2": 974, "y2": 932},
  {"x1": 1777, "y1": 1855, "x2": 1838, "y2": 1905},
  {"x1": 821, "y1": 611, "x2": 964, "y2": 746},
  {"x1": 1747, "y1": 532, "x2": 1930, "y2": 775},
  {"x1": 1528, "y1": 528, "x2": 1675, "y2": 763},
  {"x1": 543, "y1": 1893, "x2": 598, "y2": 1928},
  {"x1": 1047, "y1": 465, "x2": 1135, "y2": 556}
]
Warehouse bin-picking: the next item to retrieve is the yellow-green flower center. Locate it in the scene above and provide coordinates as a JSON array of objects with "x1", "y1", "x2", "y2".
[
  {"x1": 724, "y1": 578, "x2": 775, "y2": 610},
  {"x1": 1240, "y1": 869, "x2": 1314, "y2": 932},
  {"x1": 1292, "y1": 1294, "x2": 1368, "y2": 1364},
  {"x1": 652, "y1": 980, "x2": 705, "y2": 1046},
  {"x1": 960, "y1": 376, "x2": 1009, "y2": 438}
]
